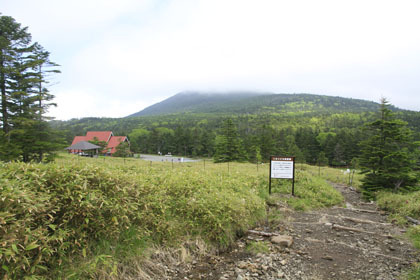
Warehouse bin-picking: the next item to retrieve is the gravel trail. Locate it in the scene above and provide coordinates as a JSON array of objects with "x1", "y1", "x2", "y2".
[{"x1": 163, "y1": 183, "x2": 419, "y2": 280}]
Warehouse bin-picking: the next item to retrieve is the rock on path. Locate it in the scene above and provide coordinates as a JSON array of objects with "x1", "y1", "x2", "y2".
[{"x1": 167, "y1": 183, "x2": 420, "y2": 280}]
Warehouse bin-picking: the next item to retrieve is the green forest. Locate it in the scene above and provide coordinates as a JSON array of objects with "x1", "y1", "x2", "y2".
[{"x1": 51, "y1": 93, "x2": 420, "y2": 168}]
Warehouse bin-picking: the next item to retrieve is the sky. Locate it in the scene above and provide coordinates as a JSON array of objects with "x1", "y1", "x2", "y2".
[{"x1": 2, "y1": 0, "x2": 420, "y2": 120}]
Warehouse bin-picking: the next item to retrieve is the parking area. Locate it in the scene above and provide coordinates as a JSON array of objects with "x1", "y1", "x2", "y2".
[{"x1": 138, "y1": 154, "x2": 200, "y2": 163}]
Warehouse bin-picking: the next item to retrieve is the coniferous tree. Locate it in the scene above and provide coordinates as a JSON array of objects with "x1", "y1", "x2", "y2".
[
  {"x1": 213, "y1": 135, "x2": 229, "y2": 162},
  {"x1": 0, "y1": 15, "x2": 61, "y2": 162},
  {"x1": 258, "y1": 123, "x2": 275, "y2": 160},
  {"x1": 359, "y1": 98, "x2": 419, "y2": 198},
  {"x1": 0, "y1": 15, "x2": 32, "y2": 134},
  {"x1": 280, "y1": 135, "x2": 304, "y2": 162},
  {"x1": 214, "y1": 118, "x2": 245, "y2": 162},
  {"x1": 31, "y1": 43, "x2": 59, "y2": 118},
  {"x1": 333, "y1": 142, "x2": 345, "y2": 166}
]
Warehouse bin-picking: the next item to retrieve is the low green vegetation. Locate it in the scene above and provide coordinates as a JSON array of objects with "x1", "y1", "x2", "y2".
[
  {"x1": 1, "y1": 154, "x2": 345, "y2": 279},
  {"x1": 407, "y1": 226, "x2": 420, "y2": 250},
  {"x1": 303, "y1": 164, "x2": 363, "y2": 190},
  {"x1": 376, "y1": 191, "x2": 420, "y2": 225},
  {"x1": 246, "y1": 241, "x2": 270, "y2": 255},
  {"x1": 405, "y1": 266, "x2": 420, "y2": 280},
  {"x1": 376, "y1": 191, "x2": 420, "y2": 279},
  {"x1": 270, "y1": 168, "x2": 344, "y2": 211},
  {"x1": 1, "y1": 155, "x2": 266, "y2": 279},
  {"x1": 405, "y1": 226, "x2": 420, "y2": 279}
]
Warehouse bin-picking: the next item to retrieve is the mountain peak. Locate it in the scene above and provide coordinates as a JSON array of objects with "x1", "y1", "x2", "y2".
[
  {"x1": 127, "y1": 91, "x2": 263, "y2": 117},
  {"x1": 126, "y1": 92, "x2": 382, "y2": 118}
]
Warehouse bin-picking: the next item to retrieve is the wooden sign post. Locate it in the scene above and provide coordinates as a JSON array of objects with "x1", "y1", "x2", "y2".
[{"x1": 269, "y1": 156, "x2": 295, "y2": 195}]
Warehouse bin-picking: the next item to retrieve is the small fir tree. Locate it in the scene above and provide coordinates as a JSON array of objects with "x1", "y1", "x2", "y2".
[
  {"x1": 358, "y1": 98, "x2": 418, "y2": 198},
  {"x1": 214, "y1": 118, "x2": 245, "y2": 162}
]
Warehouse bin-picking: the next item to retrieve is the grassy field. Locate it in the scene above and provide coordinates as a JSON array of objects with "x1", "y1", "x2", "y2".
[
  {"x1": 301, "y1": 163, "x2": 363, "y2": 189},
  {"x1": 0, "y1": 153, "x2": 349, "y2": 279},
  {"x1": 4, "y1": 153, "x2": 420, "y2": 279},
  {"x1": 376, "y1": 191, "x2": 420, "y2": 224}
]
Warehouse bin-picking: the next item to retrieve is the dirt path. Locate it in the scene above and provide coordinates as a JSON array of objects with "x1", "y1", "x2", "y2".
[{"x1": 167, "y1": 183, "x2": 420, "y2": 280}]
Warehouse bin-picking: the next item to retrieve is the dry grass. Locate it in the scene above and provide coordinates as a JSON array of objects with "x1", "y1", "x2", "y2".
[{"x1": 117, "y1": 238, "x2": 212, "y2": 280}]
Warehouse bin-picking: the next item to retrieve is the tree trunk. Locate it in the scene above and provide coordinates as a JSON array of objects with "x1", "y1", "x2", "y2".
[{"x1": 0, "y1": 58, "x2": 9, "y2": 134}]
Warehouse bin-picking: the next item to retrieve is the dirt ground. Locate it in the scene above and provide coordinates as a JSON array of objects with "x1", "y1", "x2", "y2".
[{"x1": 163, "y1": 183, "x2": 420, "y2": 280}]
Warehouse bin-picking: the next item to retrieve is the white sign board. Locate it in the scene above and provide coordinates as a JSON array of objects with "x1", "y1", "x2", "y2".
[{"x1": 270, "y1": 157, "x2": 294, "y2": 179}]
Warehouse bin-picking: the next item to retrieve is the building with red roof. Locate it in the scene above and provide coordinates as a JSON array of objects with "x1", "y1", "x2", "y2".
[{"x1": 70, "y1": 131, "x2": 129, "y2": 156}]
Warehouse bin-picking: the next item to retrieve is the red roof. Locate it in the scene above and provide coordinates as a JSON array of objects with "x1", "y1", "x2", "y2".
[
  {"x1": 85, "y1": 131, "x2": 113, "y2": 142},
  {"x1": 71, "y1": 136, "x2": 87, "y2": 145},
  {"x1": 107, "y1": 136, "x2": 128, "y2": 154}
]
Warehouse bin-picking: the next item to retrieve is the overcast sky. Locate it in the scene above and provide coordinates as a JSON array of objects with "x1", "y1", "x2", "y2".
[{"x1": 3, "y1": 0, "x2": 420, "y2": 120}]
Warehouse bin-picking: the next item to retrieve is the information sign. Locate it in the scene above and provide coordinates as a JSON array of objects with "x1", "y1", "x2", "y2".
[
  {"x1": 271, "y1": 157, "x2": 294, "y2": 179},
  {"x1": 269, "y1": 156, "x2": 295, "y2": 195}
]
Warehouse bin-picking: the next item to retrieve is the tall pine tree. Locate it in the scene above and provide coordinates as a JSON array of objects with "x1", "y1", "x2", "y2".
[
  {"x1": 359, "y1": 98, "x2": 418, "y2": 198},
  {"x1": 0, "y1": 15, "x2": 61, "y2": 162}
]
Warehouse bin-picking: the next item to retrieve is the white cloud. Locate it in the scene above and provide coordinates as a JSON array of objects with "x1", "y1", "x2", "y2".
[{"x1": 47, "y1": 88, "x2": 155, "y2": 119}]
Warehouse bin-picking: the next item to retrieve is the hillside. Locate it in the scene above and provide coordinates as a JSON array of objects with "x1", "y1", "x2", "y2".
[
  {"x1": 128, "y1": 91, "x2": 262, "y2": 117},
  {"x1": 127, "y1": 92, "x2": 385, "y2": 117}
]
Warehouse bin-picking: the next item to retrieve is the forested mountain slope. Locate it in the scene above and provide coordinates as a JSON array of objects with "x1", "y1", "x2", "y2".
[
  {"x1": 128, "y1": 92, "x2": 262, "y2": 116},
  {"x1": 128, "y1": 92, "x2": 386, "y2": 117}
]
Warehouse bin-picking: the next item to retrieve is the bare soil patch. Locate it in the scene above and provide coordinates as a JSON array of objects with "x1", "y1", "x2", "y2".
[{"x1": 165, "y1": 183, "x2": 420, "y2": 280}]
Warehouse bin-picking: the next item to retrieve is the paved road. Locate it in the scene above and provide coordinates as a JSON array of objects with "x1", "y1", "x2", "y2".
[{"x1": 138, "y1": 154, "x2": 200, "y2": 163}]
